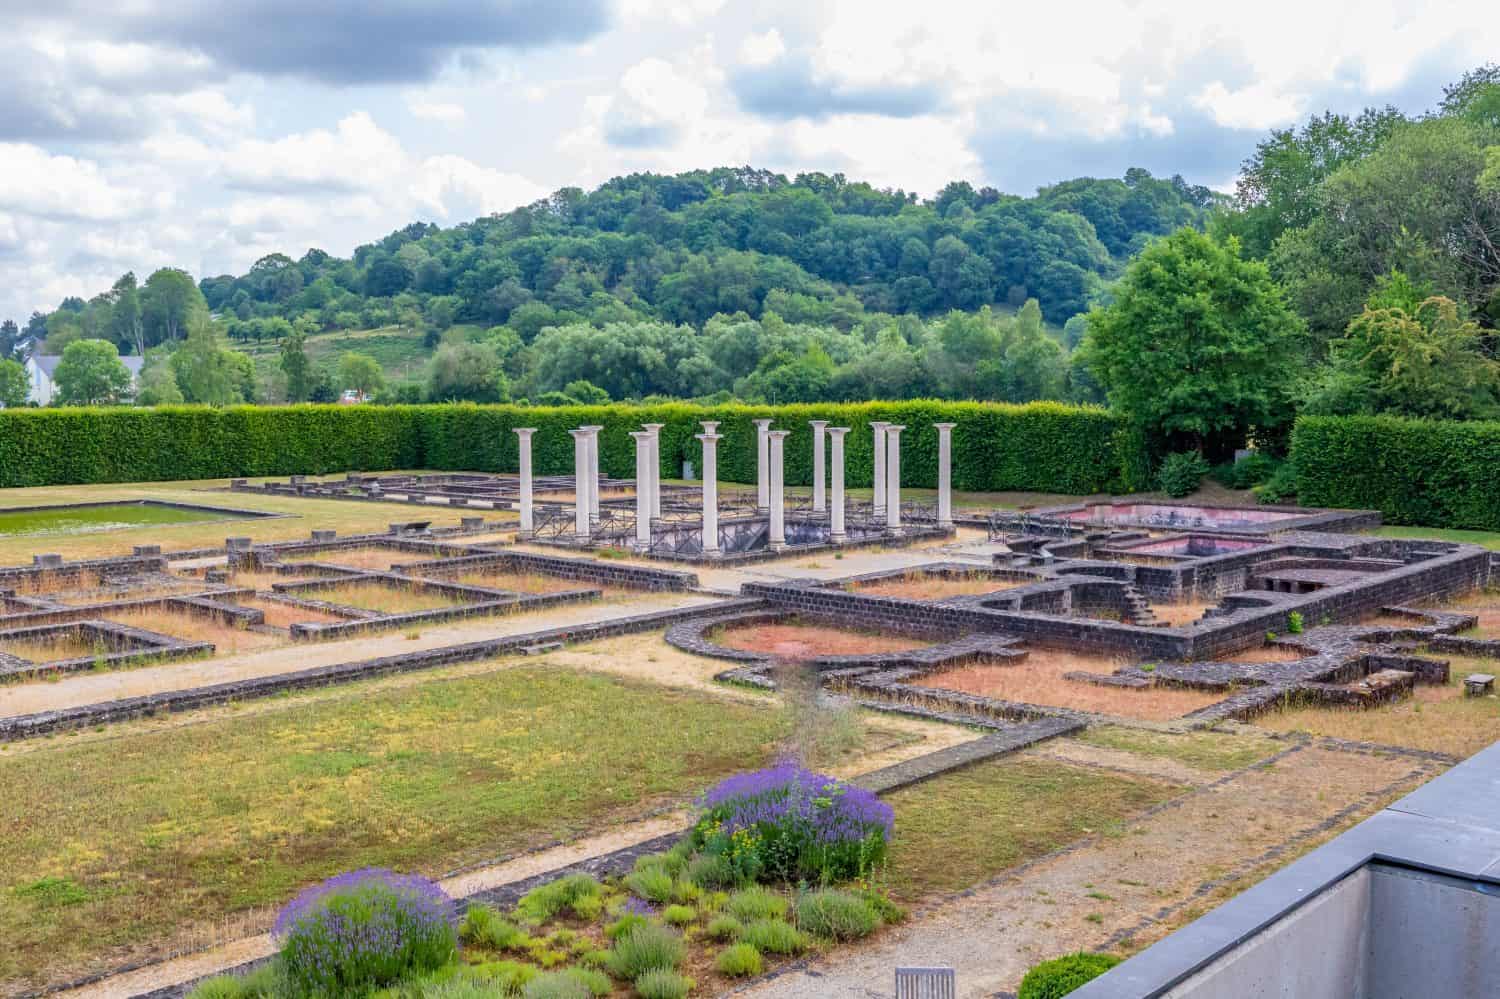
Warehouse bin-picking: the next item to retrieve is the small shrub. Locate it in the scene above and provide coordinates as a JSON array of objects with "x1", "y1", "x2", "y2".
[
  {"x1": 633, "y1": 968, "x2": 694, "y2": 999},
  {"x1": 794, "y1": 889, "x2": 882, "y2": 941},
  {"x1": 605, "y1": 923, "x2": 686, "y2": 979},
  {"x1": 704, "y1": 914, "x2": 743, "y2": 941},
  {"x1": 715, "y1": 942, "x2": 763, "y2": 977},
  {"x1": 517, "y1": 873, "x2": 602, "y2": 923},
  {"x1": 1253, "y1": 462, "x2": 1298, "y2": 505},
  {"x1": 692, "y1": 763, "x2": 893, "y2": 885},
  {"x1": 855, "y1": 888, "x2": 906, "y2": 925},
  {"x1": 1287, "y1": 611, "x2": 1304, "y2": 635},
  {"x1": 624, "y1": 866, "x2": 675, "y2": 904},
  {"x1": 663, "y1": 904, "x2": 696, "y2": 925},
  {"x1": 461, "y1": 904, "x2": 525, "y2": 950},
  {"x1": 606, "y1": 912, "x2": 649, "y2": 941},
  {"x1": 185, "y1": 976, "x2": 244, "y2": 999},
  {"x1": 1157, "y1": 451, "x2": 1210, "y2": 498},
  {"x1": 1210, "y1": 452, "x2": 1277, "y2": 490},
  {"x1": 725, "y1": 887, "x2": 789, "y2": 923},
  {"x1": 684, "y1": 852, "x2": 740, "y2": 890},
  {"x1": 1017, "y1": 952, "x2": 1122, "y2": 999},
  {"x1": 740, "y1": 919, "x2": 807, "y2": 955},
  {"x1": 467, "y1": 959, "x2": 539, "y2": 994},
  {"x1": 273, "y1": 868, "x2": 456, "y2": 995},
  {"x1": 523, "y1": 966, "x2": 611, "y2": 999}
]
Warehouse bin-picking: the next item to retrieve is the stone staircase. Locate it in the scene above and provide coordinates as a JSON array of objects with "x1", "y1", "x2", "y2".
[{"x1": 1120, "y1": 585, "x2": 1161, "y2": 627}]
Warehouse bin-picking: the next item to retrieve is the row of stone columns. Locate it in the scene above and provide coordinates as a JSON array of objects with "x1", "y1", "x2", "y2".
[{"x1": 515, "y1": 418, "x2": 955, "y2": 551}]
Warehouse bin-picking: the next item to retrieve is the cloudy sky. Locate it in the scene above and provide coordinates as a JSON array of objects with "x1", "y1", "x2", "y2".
[{"x1": 2, "y1": 0, "x2": 1496, "y2": 322}]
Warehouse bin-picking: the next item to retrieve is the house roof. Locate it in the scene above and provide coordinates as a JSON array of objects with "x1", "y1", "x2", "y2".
[{"x1": 31, "y1": 354, "x2": 145, "y2": 377}]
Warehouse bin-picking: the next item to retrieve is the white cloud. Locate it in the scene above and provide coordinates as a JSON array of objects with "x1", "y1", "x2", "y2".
[
  {"x1": 0, "y1": 143, "x2": 150, "y2": 222},
  {"x1": 405, "y1": 95, "x2": 468, "y2": 123},
  {"x1": 738, "y1": 29, "x2": 786, "y2": 67}
]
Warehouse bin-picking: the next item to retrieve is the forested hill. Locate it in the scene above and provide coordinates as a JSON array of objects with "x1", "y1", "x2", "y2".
[{"x1": 200, "y1": 166, "x2": 1219, "y2": 334}]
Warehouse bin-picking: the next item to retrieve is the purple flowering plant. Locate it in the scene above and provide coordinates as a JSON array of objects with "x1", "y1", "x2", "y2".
[
  {"x1": 691, "y1": 762, "x2": 894, "y2": 884},
  {"x1": 272, "y1": 868, "x2": 458, "y2": 994}
]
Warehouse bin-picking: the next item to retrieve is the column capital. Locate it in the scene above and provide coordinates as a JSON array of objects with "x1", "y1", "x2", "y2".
[
  {"x1": 885, "y1": 424, "x2": 906, "y2": 434},
  {"x1": 826, "y1": 426, "x2": 851, "y2": 437},
  {"x1": 808, "y1": 419, "x2": 829, "y2": 428},
  {"x1": 568, "y1": 428, "x2": 589, "y2": 438},
  {"x1": 513, "y1": 427, "x2": 538, "y2": 437},
  {"x1": 700, "y1": 421, "x2": 720, "y2": 434},
  {"x1": 580, "y1": 424, "x2": 603, "y2": 433},
  {"x1": 933, "y1": 422, "x2": 956, "y2": 430},
  {"x1": 752, "y1": 418, "x2": 774, "y2": 429},
  {"x1": 766, "y1": 429, "x2": 790, "y2": 439},
  {"x1": 870, "y1": 420, "x2": 891, "y2": 429},
  {"x1": 641, "y1": 422, "x2": 665, "y2": 432},
  {"x1": 628, "y1": 430, "x2": 651, "y2": 439}
]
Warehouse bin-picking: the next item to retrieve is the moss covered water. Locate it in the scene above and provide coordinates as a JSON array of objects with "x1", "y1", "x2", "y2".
[{"x1": 0, "y1": 502, "x2": 250, "y2": 537}]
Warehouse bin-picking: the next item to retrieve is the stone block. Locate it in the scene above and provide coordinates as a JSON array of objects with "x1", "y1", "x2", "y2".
[{"x1": 1465, "y1": 674, "x2": 1495, "y2": 697}]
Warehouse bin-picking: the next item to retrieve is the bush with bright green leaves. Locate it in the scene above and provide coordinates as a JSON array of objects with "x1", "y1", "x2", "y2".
[
  {"x1": 1017, "y1": 952, "x2": 1122, "y2": 999},
  {"x1": 715, "y1": 942, "x2": 764, "y2": 978},
  {"x1": 724, "y1": 887, "x2": 789, "y2": 923},
  {"x1": 705, "y1": 914, "x2": 743, "y2": 941},
  {"x1": 1156, "y1": 450, "x2": 1210, "y2": 498},
  {"x1": 794, "y1": 889, "x2": 883, "y2": 941},
  {"x1": 662, "y1": 904, "x2": 696, "y2": 926},
  {"x1": 604, "y1": 923, "x2": 686, "y2": 980},
  {"x1": 1210, "y1": 451, "x2": 1279, "y2": 490},
  {"x1": 0, "y1": 400, "x2": 1142, "y2": 493},
  {"x1": 684, "y1": 852, "x2": 741, "y2": 890},
  {"x1": 623, "y1": 867, "x2": 674, "y2": 904},
  {"x1": 739, "y1": 919, "x2": 808, "y2": 955},
  {"x1": 184, "y1": 965, "x2": 283, "y2": 999},
  {"x1": 521, "y1": 966, "x2": 611, "y2": 998},
  {"x1": 1291, "y1": 414, "x2": 1500, "y2": 530},
  {"x1": 516, "y1": 874, "x2": 602, "y2": 923},
  {"x1": 460, "y1": 904, "x2": 526, "y2": 950},
  {"x1": 633, "y1": 968, "x2": 695, "y2": 999},
  {"x1": 1253, "y1": 461, "x2": 1299, "y2": 505}
]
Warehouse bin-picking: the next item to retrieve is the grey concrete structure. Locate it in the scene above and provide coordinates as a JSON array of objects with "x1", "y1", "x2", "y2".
[
  {"x1": 1072, "y1": 739, "x2": 1500, "y2": 999},
  {"x1": 829, "y1": 426, "x2": 850, "y2": 543},
  {"x1": 697, "y1": 431, "x2": 721, "y2": 556},
  {"x1": 767, "y1": 430, "x2": 789, "y2": 550},
  {"x1": 630, "y1": 431, "x2": 652, "y2": 551},
  {"x1": 885, "y1": 424, "x2": 905, "y2": 531},
  {"x1": 810, "y1": 420, "x2": 828, "y2": 513},
  {"x1": 642, "y1": 422, "x2": 665, "y2": 520},
  {"x1": 754, "y1": 418, "x2": 773, "y2": 511},
  {"x1": 569, "y1": 429, "x2": 591, "y2": 542},
  {"x1": 871, "y1": 421, "x2": 889, "y2": 514},
  {"x1": 581, "y1": 425, "x2": 603, "y2": 524},
  {"x1": 935, "y1": 422, "x2": 955, "y2": 528},
  {"x1": 514, "y1": 427, "x2": 536, "y2": 537}
]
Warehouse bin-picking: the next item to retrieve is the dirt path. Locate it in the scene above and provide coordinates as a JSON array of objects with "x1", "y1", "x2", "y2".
[
  {"x1": 0, "y1": 592, "x2": 718, "y2": 718},
  {"x1": 736, "y1": 744, "x2": 1439, "y2": 998}
]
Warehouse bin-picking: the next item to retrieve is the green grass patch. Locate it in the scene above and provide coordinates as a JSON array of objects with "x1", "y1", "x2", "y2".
[
  {"x1": 1371, "y1": 525, "x2": 1500, "y2": 551},
  {"x1": 0, "y1": 668, "x2": 791, "y2": 990},
  {"x1": 1075, "y1": 726, "x2": 1280, "y2": 772},
  {"x1": 883, "y1": 758, "x2": 1182, "y2": 899}
]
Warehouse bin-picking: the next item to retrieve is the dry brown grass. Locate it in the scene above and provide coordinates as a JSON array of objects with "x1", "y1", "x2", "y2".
[
  {"x1": 225, "y1": 569, "x2": 324, "y2": 590},
  {"x1": 714, "y1": 621, "x2": 930, "y2": 660},
  {"x1": 6, "y1": 570, "x2": 104, "y2": 597},
  {"x1": 104, "y1": 608, "x2": 285, "y2": 653},
  {"x1": 295, "y1": 581, "x2": 473, "y2": 614},
  {"x1": 1433, "y1": 588, "x2": 1500, "y2": 638},
  {"x1": 0, "y1": 630, "x2": 98, "y2": 663},
  {"x1": 1254, "y1": 652, "x2": 1500, "y2": 758},
  {"x1": 54, "y1": 581, "x2": 202, "y2": 606},
  {"x1": 916, "y1": 648, "x2": 1225, "y2": 721},
  {"x1": 852, "y1": 571, "x2": 1028, "y2": 600},
  {"x1": 232, "y1": 597, "x2": 352, "y2": 629},
  {"x1": 1150, "y1": 600, "x2": 1218, "y2": 626},
  {"x1": 279, "y1": 547, "x2": 442, "y2": 570},
  {"x1": 450, "y1": 569, "x2": 615, "y2": 596}
]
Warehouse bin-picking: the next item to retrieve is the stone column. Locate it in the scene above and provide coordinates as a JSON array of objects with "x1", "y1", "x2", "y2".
[
  {"x1": 700, "y1": 420, "x2": 720, "y2": 435},
  {"x1": 885, "y1": 424, "x2": 905, "y2": 531},
  {"x1": 569, "y1": 429, "x2": 591, "y2": 542},
  {"x1": 642, "y1": 423, "x2": 665, "y2": 521},
  {"x1": 828, "y1": 426, "x2": 849, "y2": 542},
  {"x1": 809, "y1": 420, "x2": 828, "y2": 513},
  {"x1": 514, "y1": 427, "x2": 537, "y2": 538},
  {"x1": 753, "y1": 419, "x2": 773, "y2": 511},
  {"x1": 935, "y1": 422, "x2": 956, "y2": 528},
  {"x1": 581, "y1": 425, "x2": 603, "y2": 525},
  {"x1": 698, "y1": 431, "x2": 721, "y2": 555},
  {"x1": 767, "y1": 430, "x2": 789, "y2": 550},
  {"x1": 630, "y1": 432, "x2": 653, "y2": 551},
  {"x1": 871, "y1": 421, "x2": 889, "y2": 517}
]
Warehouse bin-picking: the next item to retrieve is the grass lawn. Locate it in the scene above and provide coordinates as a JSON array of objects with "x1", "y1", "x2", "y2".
[
  {"x1": 1252, "y1": 652, "x2": 1500, "y2": 758},
  {"x1": 0, "y1": 667, "x2": 795, "y2": 990},
  {"x1": 1371, "y1": 525, "x2": 1500, "y2": 551},
  {"x1": 0, "y1": 476, "x2": 510, "y2": 565},
  {"x1": 1075, "y1": 726, "x2": 1282, "y2": 772},
  {"x1": 882, "y1": 758, "x2": 1183, "y2": 900}
]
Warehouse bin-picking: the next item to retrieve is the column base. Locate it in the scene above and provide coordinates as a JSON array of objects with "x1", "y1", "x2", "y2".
[
  {"x1": 829, "y1": 531, "x2": 847, "y2": 544},
  {"x1": 516, "y1": 530, "x2": 535, "y2": 541},
  {"x1": 701, "y1": 547, "x2": 721, "y2": 558},
  {"x1": 769, "y1": 542, "x2": 787, "y2": 552},
  {"x1": 574, "y1": 533, "x2": 593, "y2": 545},
  {"x1": 937, "y1": 520, "x2": 954, "y2": 530}
]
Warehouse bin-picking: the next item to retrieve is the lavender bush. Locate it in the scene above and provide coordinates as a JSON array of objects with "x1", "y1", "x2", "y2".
[
  {"x1": 691, "y1": 762, "x2": 894, "y2": 884},
  {"x1": 272, "y1": 868, "x2": 457, "y2": 994}
]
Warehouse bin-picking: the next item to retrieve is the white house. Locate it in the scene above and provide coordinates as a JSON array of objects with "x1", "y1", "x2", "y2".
[{"x1": 25, "y1": 354, "x2": 144, "y2": 406}]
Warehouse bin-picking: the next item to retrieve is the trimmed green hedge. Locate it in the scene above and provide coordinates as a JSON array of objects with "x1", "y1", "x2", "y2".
[
  {"x1": 1292, "y1": 414, "x2": 1500, "y2": 531},
  {"x1": 0, "y1": 401, "x2": 1146, "y2": 495}
]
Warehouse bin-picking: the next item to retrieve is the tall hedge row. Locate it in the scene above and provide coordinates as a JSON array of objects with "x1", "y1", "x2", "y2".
[
  {"x1": 1292, "y1": 414, "x2": 1500, "y2": 531},
  {"x1": 0, "y1": 401, "x2": 1144, "y2": 495}
]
